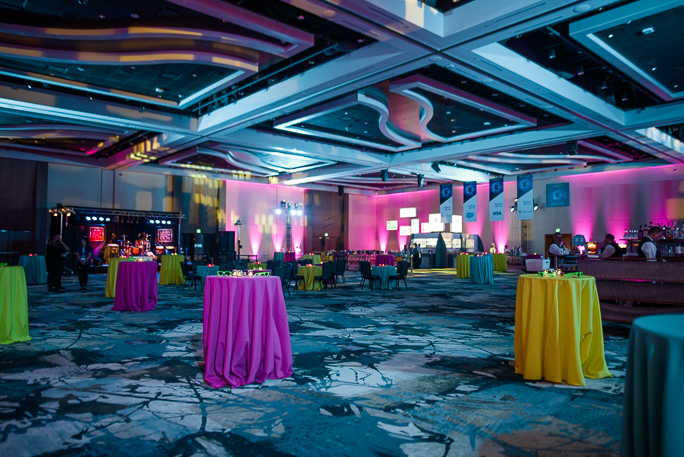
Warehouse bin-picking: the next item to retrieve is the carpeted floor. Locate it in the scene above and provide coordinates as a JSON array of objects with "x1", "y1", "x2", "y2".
[{"x1": 0, "y1": 268, "x2": 630, "y2": 456}]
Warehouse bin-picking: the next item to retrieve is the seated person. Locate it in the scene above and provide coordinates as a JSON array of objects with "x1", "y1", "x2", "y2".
[{"x1": 599, "y1": 233, "x2": 624, "y2": 259}]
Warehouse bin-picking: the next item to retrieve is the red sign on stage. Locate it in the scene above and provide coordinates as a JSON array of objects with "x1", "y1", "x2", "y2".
[
  {"x1": 157, "y1": 228, "x2": 173, "y2": 243},
  {"x1": 89, "y1": 226, "x2": 105, "y2": 242}
]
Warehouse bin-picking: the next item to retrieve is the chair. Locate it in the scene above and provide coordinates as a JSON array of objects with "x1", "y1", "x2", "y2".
[
  {"x1": 389, "y1": 261, "x2": 410, "y2": 290},
  {"x1": 288, "y1": 262, "x2": 304, "y2": 292},
  {"x1": 180, "y1": 262, "x2": 199, "y2": 291},
  {"x1": 334, "y1": 258, "x2": 347, "y2": 284},
  {"x1": 274, "y1": 265, "x2": 291, "y2": 298},
  {"x1": 219, "y1": 263, "x2": 234, "y2": 272},
  {"x1": 359, "y1": 261, "x2": 380, "y2": 290},
  {"x1": 314, "y1": 262, "x2": 336, "y2": 291},
  {"x1": 234, "y1": 259, "x2": 248, "y2": 270},
  {"x1": 267, "y1": 260, "x2": 276, "y2": 271}
]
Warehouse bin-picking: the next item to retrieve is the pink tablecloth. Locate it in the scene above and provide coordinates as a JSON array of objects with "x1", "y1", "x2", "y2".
[
  {"x1": 376, "y1": 255, "x2": 394, "y2": 266},
  {"x1": 284, "y1": 252, "x2": 296, "y2": 262},
  {"x1": 203, "y1": 276, "x2": 293, "y2": 388},
  {"x1": 111, "y1": 261, "x2": 158, "y2": 312}
]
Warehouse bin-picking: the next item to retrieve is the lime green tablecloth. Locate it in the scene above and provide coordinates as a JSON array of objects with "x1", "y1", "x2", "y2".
[
  {"x1": 0, "y1": 266, "x2": 31, "y2": 344},
  {"x1": 159, "y1": 255, "x2": 183, "y2": 285},
  {"x1": 297, "y1": 265, "x2": 322, "y2": 291},
  {"x1": 105, "y1": 258, "x2": 137, "y2": 298},
  {"x1": 622, "y1": 314, "x2": 684, "y2": 457},
  {"x1": 301, "y1": 254, "x2": 321, "y2": 265},
  {"x1": 456, "y1": 255, "x2": 472, "y2": 278},
  {"x1": 492, "y1": 254, "x2": 508, "y2": 272}
]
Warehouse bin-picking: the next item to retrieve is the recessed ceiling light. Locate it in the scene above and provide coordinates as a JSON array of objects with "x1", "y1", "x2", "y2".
[
  {"x1": 446, "y1": 111, "x2": 451, "y2": 115},
  {"x1": 131, "y1": 13, "x2": 139, "y2": 19},
  {"x1": 652, "y1": 67, "x2": 657, "y2": 71},
  {"x1": 675, "y1": 85, "x2": 679, "y2": 88},
  {"x1": 77, "y1": 67, "x2": 85, "y2": 71},
  {"x1": 484, "y1": 122, "x2": 491, "y2": 126},
  {"x1": 192, "y1": 74, "x2": 197, "y2": 77},
  {"x1": 450, "y1": 119, "x2": 455, "y2": 122},
  {"x1": 297, "y1": 15, "x2": 304, "y2": 20},
  {"x1": 608, "y1": 34, "x2": 613, "y2": 38},
  {"x1": 99, "y1": 14, "x2": 105, "y2": 19},
  {"x1": 642, "y1": 27, "x2": 655, "y2": 35},
  {"x1": 155, "y1": 87, "x2": 164, "y2": 93}
]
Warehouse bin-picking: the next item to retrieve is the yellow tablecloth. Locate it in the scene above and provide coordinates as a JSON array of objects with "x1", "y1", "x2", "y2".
[
  {"x1": 159, "y1": 255, "x2": 183, "y2": 285},
  {"x1": 297, "y1": 265, "x2": 322, "y2": 291},
  {"x1": 0, "y1": 266, "x2": 31, "y2": 344},
  {"x1": 321, "y1": 254, "x2": 334, "y2": 262},
  {"x1": 492, "y1": 254, "x2": 508, "y2": 272},
  {"x1": 301, "y1": 254, "x2": 321, "y2": 265},
  {"x1": 456, "y1": 255, "x2": 472, "y2": 278},
  {"x1": 514, "y1": 274, "x2": 611, "y2": 386},
  {"x1": 105, "y1": 258, "x2": 136, "y2": 298}
]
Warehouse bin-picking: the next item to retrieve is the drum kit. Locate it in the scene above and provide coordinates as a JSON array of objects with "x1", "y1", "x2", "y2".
[{"x1": 113, "y1": 232, "x2": 155, "y2": 258}]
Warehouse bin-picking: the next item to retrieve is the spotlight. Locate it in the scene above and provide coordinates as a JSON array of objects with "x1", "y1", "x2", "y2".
[
  {"x1": 99, "y1": 217, "x2": 104, "y2": 221},
  {"x1": 534, "y1": 203, "x2": 539, "y2": 211},
  {"x1": 417, "y1": 174, "x2": 424, "y2": 187},
  {"x1": 380, "y1": 169, "x2": 389, "y2": 182},
  {"x1": 161, "y1": 221, "x2": 166, "y2": 225},
  {"x1": 297, "y1": 210, "x2": 303, "y2": 216},
  {"x1": 85, "y1": 216, "x2": 91, "y2": 221},
  {"x1": 149, "y1": 219, "x2": 154, "y2": 224},
  {"x1": 280, "y1": 200, "x2": 287, "y2": 208},
  {"x1": 155, "y1": 220, "x2": 160, "y2": 224},
  {"x1": 549, "y1": 48, "x2": 556, "y2": 59},
  {"x1": 510, "y1": 206, "x2": 516, "y2": 213},
  {"x1": 290, "y1": 209, "x2": 296, "y2": 215},
  {"x1": 431, "y1": 162, "x2": 441, "y2": 173},
  {"x1": 66, "y1": 212, "x2": 71, "y2": 217},
  {"x1": 53, "y1": 212, "x2": 58, "y2": 217},
  {"x1": 565, "y1": 140, "x2": 578, "y2": 155},
  {"x1": 275, "y1": 208, "x2": 282, "y2": 215},
  {"x1": 105, "y1": 217, "x2": 110, "y2": 221}
]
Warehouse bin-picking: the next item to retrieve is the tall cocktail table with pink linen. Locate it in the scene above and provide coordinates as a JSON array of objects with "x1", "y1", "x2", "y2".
[
  {"x1": 111, "y1": 261, "x2": 158, "y2": 312},
  {"x1": 375, "y1": 255, "x2": 394, "y2": 266},
  {"x1": 203, "y1": 276, "x2": 293, "y2": 388}
]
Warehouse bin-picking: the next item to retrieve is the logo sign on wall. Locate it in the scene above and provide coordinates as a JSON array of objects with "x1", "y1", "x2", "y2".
[
  {"x1": 89, "y1": 226, "x2": 105, "y2": 242},
  {"x1": 157, "y1": 228, "x2": 173, "y2": 243},
  {"x1": 450, "y1": 215, "x2": 463, "y2": 233},
  {"x1": 517, "y1": 174, "x2": 534, "y2": 220},
  {"x1": 463, "y1": 181, "x2": 477, "y2": 223},
  {"x1": 399, "y1": 226, "x2": 411, "y2": 236},
  {"x1": 428, "y1": 213, "x2": 444, "y2": 232},
  {"x1": 439, "y1": 183, "x2": 453, "y2": 223},
  {"x1": 386, "y1": 220, "x2": 398, "y2": 230},
  {"x1": 400, "y1": 207, "x2": 416, "y2": 218},
  {"x1": 411, "y1": 218, "x2": 420, "y2": 234},
  {"x1": 421, "y1": 222, "x2": 432, "y2": 233},
  {"x1": 546, "y1": 182, "x2": 570, "y2": 207},
  {"x1": 489, "y1": 178, "x2": 504, "y2": 221}
]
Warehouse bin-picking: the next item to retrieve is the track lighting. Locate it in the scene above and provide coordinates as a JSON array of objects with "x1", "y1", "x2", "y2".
[
  {"x1": 381, "y1": 169, "x2": 389, "y2": 182},
  {"x1": 431, "y1": 162, "x2": 441, "y2": 173},
  {"x1": 417, "y1": 174, "x2": 425, "y2": 187}
]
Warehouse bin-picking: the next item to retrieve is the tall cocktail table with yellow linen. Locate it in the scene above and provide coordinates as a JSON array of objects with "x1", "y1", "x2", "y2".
[
  {"x1": 159, "y1": 254, "x2": 183, "y2": 285},
  {"x1": 371, "y1": 265, "x2": 396, "y2": 290},
  {"x1": 622, "y1": 314, "x2": 684, "y2": 457},
  {"x1": 301, "y1": 254, "x2": 321, "y2": 265},
  {"x1": 515, "y1": 274, "x2": 611, "y2": 386},
  {"x1": 456, "y1": 255, "x2": 472, "y2": 278},
  {"x1": 297, "y1": 265, "x2": 322, "y2": 291},
  {"x1": 105, "y1": 258, "x2": 135, "y2": 298},
  {"x1": 0, "y1": 266, "x2": 31, "y2": 344},
  {"x1": 492, "y1": 254, "x2": 508, "y2": 272}
]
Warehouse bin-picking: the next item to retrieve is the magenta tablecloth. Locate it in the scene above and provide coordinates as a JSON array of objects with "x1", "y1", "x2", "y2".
[
  {"x1": 284, "y1": 252, "x2": 296, "y2": 262},
  {"x1": 376, "y1": 255, "x2": 394, "y2": 266},
  {"x1": 111, "y1": 261, "x2": 158, "y2": 312},
  {"x1": 203, "y1": 276, "x2": 293, "y2": 388}
]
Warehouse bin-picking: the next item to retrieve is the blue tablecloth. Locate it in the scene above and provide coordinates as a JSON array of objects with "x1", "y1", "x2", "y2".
[
  {"x1": 17, "y1": 255, "x2": 46, "y2": 285},
  {"x1": 622, "y1": 314, "x2": 684, "y2": 457},
  {"x1": 470, "y1": 255, "x2": 493, "y2": 285}
]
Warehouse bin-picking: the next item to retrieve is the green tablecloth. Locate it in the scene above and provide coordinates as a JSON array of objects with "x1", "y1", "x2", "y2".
[
  {"x1": 297, "y1": 265, "x2": 322, "y2": 291},
  {"x1": 18, "y1": 255, "x2": 46, "y2": 285},
  {"x1": 159, "y1": 255, "x2": 183, "y2": 285},
  {"x1": 106, "y1": 258, "x2": 139, "y2": 298},
  {"x1": 456, "y1": 255, "x2": 472, "y2": 278},
  {"x1": 492, "y1": 254, "x2": 508, "y2": 272},
  {"x1": 0, "y1": 266, "x2": 31, "y2": 344},
  {"x1": 301, "y1": 254, "x2": 321, "y2": 265},
  {"x1": 622, "y1": 314, "x2": 684, "y2": 457},
  {"x1": 470, "y1": 255, "x2": 494, "y2": 285}
]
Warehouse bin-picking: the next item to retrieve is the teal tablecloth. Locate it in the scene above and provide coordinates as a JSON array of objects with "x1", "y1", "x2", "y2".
[
  {"x1": 273, "y1": 252, "x2": 284, "y2": 262},
  {"x1": 469, "y1": 255, "x2": 493, "y2": 285},
  {"x1": 622, "y1": 314, "x2": 684, "y2": 457},
  {"x1": 18, "y1": 255, "x2": 46, "y2": 285}
]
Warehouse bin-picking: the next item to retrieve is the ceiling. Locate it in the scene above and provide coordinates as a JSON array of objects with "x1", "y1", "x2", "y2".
[{"x1": 2, "y1": 0, "x2": 684, "y2": 192}]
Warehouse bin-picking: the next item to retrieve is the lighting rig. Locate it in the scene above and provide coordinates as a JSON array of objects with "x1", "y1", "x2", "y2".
[{"x1": 275, "y1": 200, "x2": 304, "y2": 253}]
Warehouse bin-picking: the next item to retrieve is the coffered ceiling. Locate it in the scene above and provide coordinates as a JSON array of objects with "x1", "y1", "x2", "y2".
[{"x1": 1, "y1": 0, "x2": 684, "y2": 192}]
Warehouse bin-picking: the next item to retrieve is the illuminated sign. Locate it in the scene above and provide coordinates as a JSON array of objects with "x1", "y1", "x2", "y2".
[
  {"x1": 399, "y1": 226, "x2": 411, "y2": 236},
  {"x1": 466, "y1": 239, "x2": 475, "y2": 249},
  {"x1": 399, "y1": 207, "x2": 416, "y2": 218},
  {"x1": 428, "y1": 213, "x2": 441, "y2": 225},
  {"x1": 89, "y1": 226, "x2": 105, "y2": 242},
  {"x1": 386, "y1": 220, "x2": 398, "y2": 230},
  {"x1": 453, "y1": 239, "x2": 462, "y2": 249},
  {"x1": 157, "y1": 228, "x2": 173, "y2": 243},
  {"x1": 451, "y1": 215, "x2": 463, "y2": 233},
  {"x1": 421, "y1": 223, "x2": 431, "y2": 233},
  {"x1": 411, "y1": 219, "x2": 420, "y2": 234}
]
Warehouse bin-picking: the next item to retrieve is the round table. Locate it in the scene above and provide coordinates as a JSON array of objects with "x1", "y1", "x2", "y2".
[
  {"x1": 375, "y1": 255, "x2": 394, "y2": 266},
  {"x1": 297, "y1": 265, "x2": 322, "y2": 291},
  {"x1": 371, "y1": 265, "x2": 396, "y2": 290},
  {"x1": 514, "y1": 274, "x2": 611, "y2": 386},
  {"x1": 105, "y1": 258, "x2": 135, "y2": 298},
  {"x1": 470, "y1": 255, "x2": 494, "y2": 284},
  {"x1": 17, "y1": 255, "x2": 46, "y2": 285},
  {"x1": 492, "y1": 253, "x2": 508, "y2": 272},
  {"x1": 111, "y1": 260, "x2": 159, "y2": 312},
  {"x1": 196, "y1": 265, "x2": 220, "y2": 288},
  {"x1": 159, "y1": 255, "x2": 183, "y2": 285},
  {"x1": 0, "y1": 266, "x2": 31, "y2": 344},
  {"x1": 456, "y1": 255, "x2": 472, "y2": 278},
  {"x1": 273, "y1": 252, "x2": 284, "y2": 262},
  {"x1": 301, "y1": 254, "x2": 321, "y2": 265},
  {"x1": 622, "y1": 314, "x2": 684, "y2": 457}
]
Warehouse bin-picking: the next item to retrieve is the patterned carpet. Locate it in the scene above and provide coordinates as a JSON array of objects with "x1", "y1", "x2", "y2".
[{"x1": 0, "y1": 268, "x2": 630, "y2": 456}]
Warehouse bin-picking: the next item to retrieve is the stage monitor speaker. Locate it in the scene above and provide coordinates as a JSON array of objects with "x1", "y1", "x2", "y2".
[{"x1": 219, "y1": 231, "x2": 235, "y2": 251}]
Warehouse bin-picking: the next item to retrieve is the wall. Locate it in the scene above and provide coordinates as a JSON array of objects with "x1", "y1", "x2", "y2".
[
  {"x1": 222, "y1": 180, "x2": 306, "y2": 261},
  {"x1": 344, "y1": 194, "x2": 377, "y2": 250},
  {"x1": 306, "y1": 190, "x2": 344, "y2": 252}
]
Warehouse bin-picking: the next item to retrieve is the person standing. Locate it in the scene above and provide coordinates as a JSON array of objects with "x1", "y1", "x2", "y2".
[
  {"x1": 599, "y1": 233, "x2": 624, "y2": 259},
  {"x1": 46, "y1": 234, "x2": 69, "y2": 291},
  {"x1": 638, "y1": 226, "x2": 663, "y2": 261},
  {"x1": 411, "y1": 243, "x2": 422, "y2": 270},
  {"x1": 76, "y1": 238, "x2": 93, "y2": 290}
]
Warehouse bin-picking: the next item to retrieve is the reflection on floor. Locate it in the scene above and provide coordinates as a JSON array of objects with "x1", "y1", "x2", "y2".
[{"x1": 0, "y1": 269, "x2": 629, "y2": 456}]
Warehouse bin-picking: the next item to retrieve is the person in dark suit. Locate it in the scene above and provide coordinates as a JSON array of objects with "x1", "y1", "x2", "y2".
[
  {"x1": 46, "y1": 234, "x2": 69, "y2": 291},
  {"x1": 411, "y1": 244, "x2": 421, "y2": 269}
]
